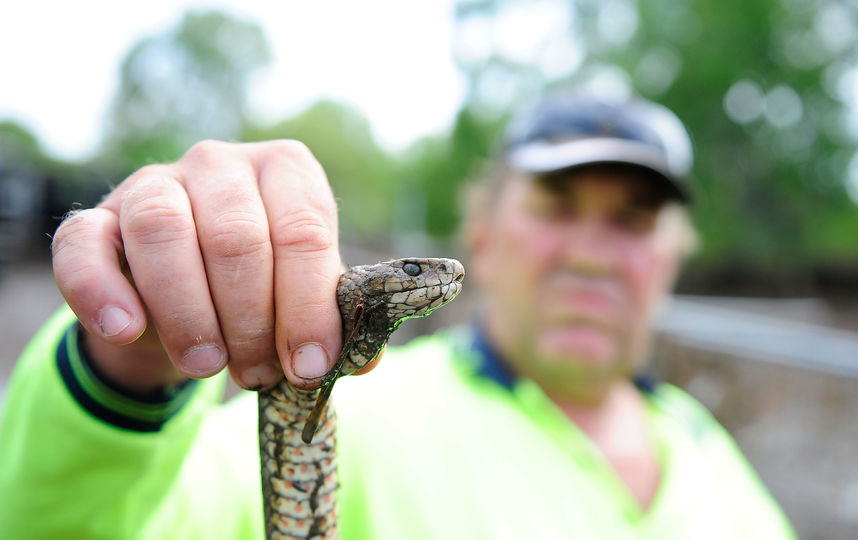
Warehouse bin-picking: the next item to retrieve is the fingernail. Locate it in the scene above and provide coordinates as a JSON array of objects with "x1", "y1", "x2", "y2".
[
  {"x1": 291, "y1": 343, "x2": 329, "y2": 380},
  {"x1": 181, "y1": 343, "x2": 225, "y2": 376},
  {"x1": 241, "y1": 363, "x2": 281, "y2": 389},
  {"x1": 99, "y1": 306, "x2": 132, "y2": 337}
]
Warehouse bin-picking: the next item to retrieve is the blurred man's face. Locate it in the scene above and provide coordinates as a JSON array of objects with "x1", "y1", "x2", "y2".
[{"x1": 469, "y1": 166, "x2": 684, "y2": 401}]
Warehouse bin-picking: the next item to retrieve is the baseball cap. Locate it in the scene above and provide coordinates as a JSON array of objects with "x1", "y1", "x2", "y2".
[{"x1": 502, "y1": 92, "x2": 693, "y2": 201}]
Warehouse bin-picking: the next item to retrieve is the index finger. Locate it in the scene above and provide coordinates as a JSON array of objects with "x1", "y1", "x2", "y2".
[{"x1": 253, "y1": 141, "x2": 343, "y2": 389}]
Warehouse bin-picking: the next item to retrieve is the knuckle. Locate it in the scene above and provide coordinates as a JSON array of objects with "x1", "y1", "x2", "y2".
[
  {"x1": 268, "y1": 139, "x2": 313, "y2": 162},
  {"x1": 205, "y1": 182, "x2": 259, "y2": 216},
  {"x1": 184, "y1": 139, "x2": 230, "y2": 163},
  {"x1": 121, "y1": 190, "x2": 193, "y2": 247},
  {"x1": 132, "y1": 163, "x2": 172, "y2": 180},
  {"x1": 286, "y1": 296, "x2": 331, "y2": 318},
  {"x1": 207, "y1": 213, "x2": 270, "y2": 262},
  {"x1": 227, "y1": 324, "x2": 274, "y2": 349},
  {"x1": 272, "y1": 210, "x2": 335, "y2": 254},
  {"x1": 262, "y1": 140, "x2": 328, "y2": 179},
  {"x1": 157, "y1": 315, "x2": 219, "y2": 353}
]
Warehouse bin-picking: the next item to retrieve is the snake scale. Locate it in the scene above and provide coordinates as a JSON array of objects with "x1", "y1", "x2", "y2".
[{"x1": 258, "y1": 257, "x2": 465, "y2": 539}]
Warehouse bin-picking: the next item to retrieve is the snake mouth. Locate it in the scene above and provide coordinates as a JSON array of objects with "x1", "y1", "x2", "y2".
[
  {"x1": 419, "y1": 261, "x2": 464, "y2": 312},
  {"x1": 387, "y1": 279, "x2": 462, "y2": 320},
  {"x1": 418, "y1": 280, "x2": 462, "y2": 314}
]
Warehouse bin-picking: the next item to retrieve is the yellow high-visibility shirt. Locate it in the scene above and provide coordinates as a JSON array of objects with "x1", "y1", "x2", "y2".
[{"x1": 0, "y1": 307, "x2": 795, "y2": 539}]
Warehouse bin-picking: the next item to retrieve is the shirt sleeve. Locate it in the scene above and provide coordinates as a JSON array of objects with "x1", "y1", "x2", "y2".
[{"x1": 0, "y1": 306, "x2": 228, "y2": 539}]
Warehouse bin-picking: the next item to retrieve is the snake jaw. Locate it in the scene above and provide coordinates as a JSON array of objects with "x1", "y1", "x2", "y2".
[{"x1": 386, "y1": 281, "x2": 463, "y2": 328}]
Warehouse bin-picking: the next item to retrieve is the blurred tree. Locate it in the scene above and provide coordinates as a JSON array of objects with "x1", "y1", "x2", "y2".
[
  {"x1": 399, "y1": 107, "x2": 506, "y2": 239},
  {"x1": 451, "y1": 0, "x2": 858, "y2": 277},
  {"x1": 101, "y1": 10, "x2": 270, "y2": 172},
  {"x1": 243, "y1": 100, "x2": 399, "y2": 240},
  {"x1": 0, "y1": 121, "x2": 46, "y2": 166}
]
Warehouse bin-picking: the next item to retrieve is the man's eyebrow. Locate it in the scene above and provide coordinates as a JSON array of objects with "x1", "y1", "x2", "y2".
[
  {"x1": 533, "y1": 173, "x2": 570, "y2": 194},
  {"x1": 624, "y1": 178, "x2": 673, "y2": 209},
  {"x1": 627, "y1": 191, "x2": 667, "y2": 210}
]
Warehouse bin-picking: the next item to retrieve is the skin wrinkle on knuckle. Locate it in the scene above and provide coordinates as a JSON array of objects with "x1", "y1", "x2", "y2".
[
  {"x1": 272, "y1": 212, "x2": 334, "y2": 254},
  {"x1": 221, "y1": 313, "x2": 275, "y2": 356},
  {"x1": 206, "y1": 214, "x2": 271, "y2": 263},
  {"x1": 226, "y1": 326, "x2": 274, "y2": 350},
  {"x1": 121, "y1": 193, "x2": 194, "y2": 248},
  {"x1": 157, "y1": 309, "x2": 219, "y2": 346}
]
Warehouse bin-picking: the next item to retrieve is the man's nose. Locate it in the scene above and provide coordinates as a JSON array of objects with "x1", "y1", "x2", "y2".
[{"x1": 558, "y1": 221, "x2": 617, "y2": 275}]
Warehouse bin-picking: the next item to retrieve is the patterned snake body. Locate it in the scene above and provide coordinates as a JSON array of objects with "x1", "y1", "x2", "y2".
[{"x1": 258, "y1": 258, "x2": 465, "y2": 539}]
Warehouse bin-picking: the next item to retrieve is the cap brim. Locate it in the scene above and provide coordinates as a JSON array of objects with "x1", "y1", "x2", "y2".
[{"x1": 506, "y1": 137, "x2": 689, "y2": 202}]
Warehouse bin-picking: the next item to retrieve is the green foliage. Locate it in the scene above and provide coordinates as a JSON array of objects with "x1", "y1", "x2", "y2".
[
  {"x1": 244, "y1": 102, "x2": 504, "y2": 242},
  {"x1": 399, "y1": 108, "x2": 506, "y2": 238},
  {"x1": 0, "y1": 122, "x2": 45, "y2": 166},
  {"x1": 615, "y1": 0, "x2": 855, "y2": 269},
  {"x1": 243, "y1": 101, "x2": 399, "y2": 239},
  {"x1": 102, "y1": 10, "x2": 270, "y2": 173}
]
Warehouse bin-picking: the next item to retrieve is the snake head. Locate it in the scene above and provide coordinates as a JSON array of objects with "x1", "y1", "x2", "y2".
[
  {"x1": 302, "y1": 258, "x2": 465, "y2": 444},
  {"x1": 339, "y1": 257, "x2": 464, "y2": 319},
  {"x1": 333, "y1": 257, "x2": 464, "y2": 374},
  {"x1": 338, "y1": 257, "x2": 465, "y2": 328}
]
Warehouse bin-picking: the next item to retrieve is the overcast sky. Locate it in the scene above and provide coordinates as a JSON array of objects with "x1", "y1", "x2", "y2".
[{"x1": 0, "y1": 0, "x2": 465, "y2": 160}]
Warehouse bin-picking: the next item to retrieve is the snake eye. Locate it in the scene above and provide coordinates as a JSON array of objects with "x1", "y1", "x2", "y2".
[{"x1": 402, "y1": 262, "x2": 422, "y2": 276}]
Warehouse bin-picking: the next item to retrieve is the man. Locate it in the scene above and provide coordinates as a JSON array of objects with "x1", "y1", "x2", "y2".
[{"x1": 0, "y1": 92, "x2": 794, "y2": 538}]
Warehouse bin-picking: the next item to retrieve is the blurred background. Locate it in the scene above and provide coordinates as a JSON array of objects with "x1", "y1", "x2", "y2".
[{"x1": 2, "y1": 0, "x2": 857, "y2": 537}]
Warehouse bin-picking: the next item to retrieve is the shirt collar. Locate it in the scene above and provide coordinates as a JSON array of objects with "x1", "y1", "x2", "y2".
[{"x1": 470, "y1": 324, "x2": 518, "y2": 390}]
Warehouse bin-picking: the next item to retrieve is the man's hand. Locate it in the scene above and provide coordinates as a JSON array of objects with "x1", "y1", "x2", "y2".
[{"x1": 52, "y1": 140, "x2": 343, "y2": 393}]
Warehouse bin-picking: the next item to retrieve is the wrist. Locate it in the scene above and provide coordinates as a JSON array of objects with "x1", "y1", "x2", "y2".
[
  {"x1": 57, "y1": 322, "x2": 199, "y2": 432},
  {"x1": 81, "y1": 324, "x2": 188, "y2": 396}
]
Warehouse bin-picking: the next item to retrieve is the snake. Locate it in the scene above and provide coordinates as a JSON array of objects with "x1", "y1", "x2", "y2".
[{"x1": 257, "y1": 257, "x2": 465, "y2": 539}]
